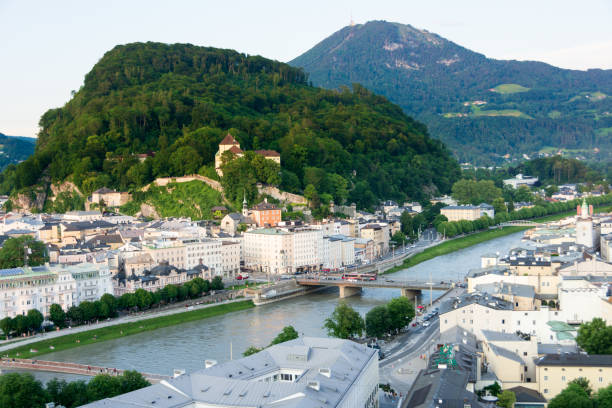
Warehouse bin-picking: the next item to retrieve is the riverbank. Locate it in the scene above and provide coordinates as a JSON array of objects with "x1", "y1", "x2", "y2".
[
  {"x1": 385, "y1": 226, "x2": 527, "y2": 274},
  {"x1": 3, "y1": 300, "x2": 254, "y2": 359},
  {"x1": 386, "y1": 204, "x2": 612, "y2": 275}
]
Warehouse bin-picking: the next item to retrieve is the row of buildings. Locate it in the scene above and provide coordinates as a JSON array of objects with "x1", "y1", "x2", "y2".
[
  {"x1": 0, "y1": 196, "x2": 398, "y2": 319},
  {"x1": 409, "y1": 207, "x2": 612, "y2": 406}
]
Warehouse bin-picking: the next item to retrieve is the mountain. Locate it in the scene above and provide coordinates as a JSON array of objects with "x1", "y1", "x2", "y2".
[
  {"x1": 0, "y1": 133, "x2": 35, "y2": 171},
  {"x1": 0, "y1": 42, "x2": 459, "y2": 210},
  {"x1": 290, "y1": 21, "x2": 612, "y2": 165}
]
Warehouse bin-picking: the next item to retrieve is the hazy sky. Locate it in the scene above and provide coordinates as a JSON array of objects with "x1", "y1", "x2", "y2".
[{"x1": 1, "y1": 0, "x2": 611, "y2": 138}]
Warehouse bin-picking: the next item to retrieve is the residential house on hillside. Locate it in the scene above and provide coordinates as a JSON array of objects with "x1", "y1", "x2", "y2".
[
  {"x1": 503, "y1": 173, "x2": 539, "y2": 189},
  {"x1": 90, "y1": 187, "x2": 131, "y2": 208}
]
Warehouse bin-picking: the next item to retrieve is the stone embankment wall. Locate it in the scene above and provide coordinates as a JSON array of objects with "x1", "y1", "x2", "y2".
[
  {"x1": 257, "y1": 185, "x2": 307, "y2": 205},
  {"x1": 144, "y1": 175, "x2": 223, "y2": 192},
  {"x1": 145, "y1": 175, "x2": 306, "y2": 205}
]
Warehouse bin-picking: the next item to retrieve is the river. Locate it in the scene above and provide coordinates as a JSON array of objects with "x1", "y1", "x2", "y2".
[{"x1": 26, "y1": 231, "x2": 527, "y2": 378}]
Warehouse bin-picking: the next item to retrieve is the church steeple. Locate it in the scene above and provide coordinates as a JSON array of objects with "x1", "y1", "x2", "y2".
[
  {"x1": 242, "y1": 192, "x2": 249, "y2": 217},
  {"x1": 580, "y1": 198, "x2": 589, "y2": 219}
]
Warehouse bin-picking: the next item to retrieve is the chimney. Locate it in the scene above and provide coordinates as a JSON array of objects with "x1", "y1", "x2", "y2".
[
  {"x1": 307, "y1": 381, "x2": 320, "y2": 391},
  {"x1": 318, "y1": 368, "x2": 331, "y2": 378}
]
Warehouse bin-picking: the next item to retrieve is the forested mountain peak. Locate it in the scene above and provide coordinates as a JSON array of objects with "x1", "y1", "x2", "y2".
[
  {"x1": 290, "y1": 21, "x2": 612, "y2": 165},
  {"x1": 1, "y1": 42, "x2": 460, "y2": 210}
]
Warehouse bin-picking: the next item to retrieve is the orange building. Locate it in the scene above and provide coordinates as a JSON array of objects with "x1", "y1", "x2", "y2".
[{"x1": 250, "y1": 199, "x2": 281, "y2": 227}]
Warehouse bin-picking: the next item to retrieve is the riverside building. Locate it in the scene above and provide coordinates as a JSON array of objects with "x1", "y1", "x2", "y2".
[
  {"x1": 0, "y1": 263, "x2": 112, "y2": 318},
  {"x1": 243, "y1": 228, "x2": 324, "y2": 274},
  {"x1": 143, "y1": 238, "x2": 223, "y2": 275},
  {"x1": 82, "y1": 337, "x2": 379, "y2": 408}
]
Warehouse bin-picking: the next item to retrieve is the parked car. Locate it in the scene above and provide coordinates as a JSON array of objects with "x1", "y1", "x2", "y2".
[{"x1": 422, "y1": 321, "x2": 431, "y2": 327}]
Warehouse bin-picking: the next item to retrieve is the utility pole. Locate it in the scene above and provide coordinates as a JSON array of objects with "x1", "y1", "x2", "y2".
[{"x1": 429, "y1": 270, "x2": 433, "y2": 308}]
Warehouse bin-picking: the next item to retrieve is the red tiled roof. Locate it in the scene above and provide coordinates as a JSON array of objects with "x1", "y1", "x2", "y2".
[
  {"x1": 220, "y1": 133, "x2": 239, "y2": 145},
  {"x1": 228, "y1": 146, "x2": 243, "y2": 154},
  {"x1": 254, "y1": 149, "x2": 280, "y2": 157}
]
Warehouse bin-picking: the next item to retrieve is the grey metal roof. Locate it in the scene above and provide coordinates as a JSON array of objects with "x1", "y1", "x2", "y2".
[
  {"x1": 439, "y1": 292, "x2": 514, "y2": 315},
  {"x1": 536, "y1": 343, "x2": 579, "y2": 355},
  {"x1": 402, "y1": 369, "x2": 485, "y2": 408},
  {"x1": 481, "y1": 330, "x2": 526, "y2": 343},
  {"x1": 475, "y1": 282, "x2": 535, "y2": 298},
  {"x1": 507, "y1": 386, "x2": 547, "y2": 403},
  {"x1": 81, "y1": 337, "x2": 377, "y2": 408},
  {"x1": 536, "y1": 353, "x2": 612, "y2": 367}
]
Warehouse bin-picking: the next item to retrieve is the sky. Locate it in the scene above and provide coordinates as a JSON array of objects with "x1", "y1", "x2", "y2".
[{"x1": 1, "y1": 0, "x2": 611, "y2": 138}]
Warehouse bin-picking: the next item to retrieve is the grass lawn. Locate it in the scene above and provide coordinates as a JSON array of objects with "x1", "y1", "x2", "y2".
[
  {"x1": 4, "y1": 300, "x2": 254, "y2": 359},
  {"x1": 471, "y1": 109, "x2": 532, "y2": 119},
  {"x1": 228, "y1": 282, "x2": 268, "y2": 290},
  {"x1": 491, "y1": 83, "x2": 530, "y2": 94}
]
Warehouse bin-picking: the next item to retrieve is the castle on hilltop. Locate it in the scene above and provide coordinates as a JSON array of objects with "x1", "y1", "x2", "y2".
[{"x1": 214, "y1": 133, "x2": 280, "y2": 176}]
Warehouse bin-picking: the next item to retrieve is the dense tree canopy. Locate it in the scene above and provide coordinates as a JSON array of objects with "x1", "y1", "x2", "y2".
[
  {"x1": 451, "y1": 179, "x2": 502, "y2": 205},
  {"x1": 324, "y1": 302, "x2": 365, "y2": 339},
  {"x1": 0, "y1": 371, "x2": 150, "y2": 408},
  {"x1": 0, "y1": 42, "x2": 459, "y2": 208},
  {"x1": 0, "y1": 236, "x2": 47, "y2": 269},
  {"x1": 576, "y1": 318, "x2": 612, "y2": 355}
]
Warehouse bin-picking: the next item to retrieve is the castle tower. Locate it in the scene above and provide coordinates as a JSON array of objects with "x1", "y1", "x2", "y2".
[{"x1": 215, "y1": 133, "x2": 242, "y2": 176}]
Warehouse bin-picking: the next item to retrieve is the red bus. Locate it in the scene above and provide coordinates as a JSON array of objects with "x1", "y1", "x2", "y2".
[{"x1": 341, "y1": 272, "x2": 377, "y2": 281}]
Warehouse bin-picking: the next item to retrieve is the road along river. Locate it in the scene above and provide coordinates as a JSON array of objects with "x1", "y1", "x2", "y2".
[{"x1": 23, "y1": 231, "x2": 527, "y2": 378}]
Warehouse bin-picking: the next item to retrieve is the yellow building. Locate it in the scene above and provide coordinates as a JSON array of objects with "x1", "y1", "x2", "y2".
[
  {"x1": 90, "y1": 187, "x2": 131, "y2": 207},
  {"x1": 440, "y1": 205, "x2": 482, "y2": 222},
  {"x1": 360, "y1": 223, "x2": 390, "y2": 257},
  {"x1": 535, "y1": 354, "x2": 612, "y2": 399}
]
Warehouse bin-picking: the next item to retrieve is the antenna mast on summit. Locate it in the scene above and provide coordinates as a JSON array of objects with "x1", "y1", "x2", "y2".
[{"x1": 350, "y1": 13, "x2": 355, "y2": 27}]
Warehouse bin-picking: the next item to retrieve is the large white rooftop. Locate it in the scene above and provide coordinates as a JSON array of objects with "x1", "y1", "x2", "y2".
[{"x1": 81, "y1": 337, "x2": 377, "y2": 408}]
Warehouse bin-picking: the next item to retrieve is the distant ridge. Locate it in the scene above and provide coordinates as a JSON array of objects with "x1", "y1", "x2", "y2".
[
  {"x1": 0, "y1": 132, "x2": 36, "y2": 171},
  {"x1": 290, "y1": 21, "x2": 612, "y2": 164}
]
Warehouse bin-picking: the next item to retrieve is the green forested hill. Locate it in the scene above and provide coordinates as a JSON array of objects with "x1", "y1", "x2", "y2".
[
  {"x1": 290, "y1": 21, "x2": 612, "y2": 165},
  {"x1": 0, "y1": 133, "x2": 35, "y2": 171},
  {"x1": 0, "y1": 42, "x2": 459, "y2": 208}
]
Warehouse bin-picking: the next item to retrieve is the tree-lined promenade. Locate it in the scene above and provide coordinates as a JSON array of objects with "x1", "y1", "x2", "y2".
[
  {"x1": 1, "y1": 276, "x2": 225, "y2": 341},
  {"x1": 1, "y1": 300, "x2": 254, "y2": 359}
]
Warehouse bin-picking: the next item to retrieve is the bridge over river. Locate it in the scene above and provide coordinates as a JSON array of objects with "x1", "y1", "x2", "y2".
[
  {"x1": 0, "y1": 357, "x2": 171, "y2": 383},
  {"x1": 295, "y1": 276, "x2": 453, "y2": 298}
]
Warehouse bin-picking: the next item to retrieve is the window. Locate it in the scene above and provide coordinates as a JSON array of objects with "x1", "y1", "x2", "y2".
[
  {"x1": 600, "y1": 377, "x2": 604, "y2": 383},
  {"x1": 562, "y1": 376, "x2": 566, "y2": 381},
  {"x1": 544, "y1": 376, "x2": 548, "y2": 380},
  {"x1": 502, "y1": 319, "x2": 505, "y2": 324},
  {"x1": 544, "y1": 389, "x2": 548, "y2": 394}
]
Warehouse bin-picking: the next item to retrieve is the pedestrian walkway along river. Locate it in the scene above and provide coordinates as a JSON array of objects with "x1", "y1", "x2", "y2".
[{"x1": 18, "y1": 231, "x2": 527, "y2": 379}]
